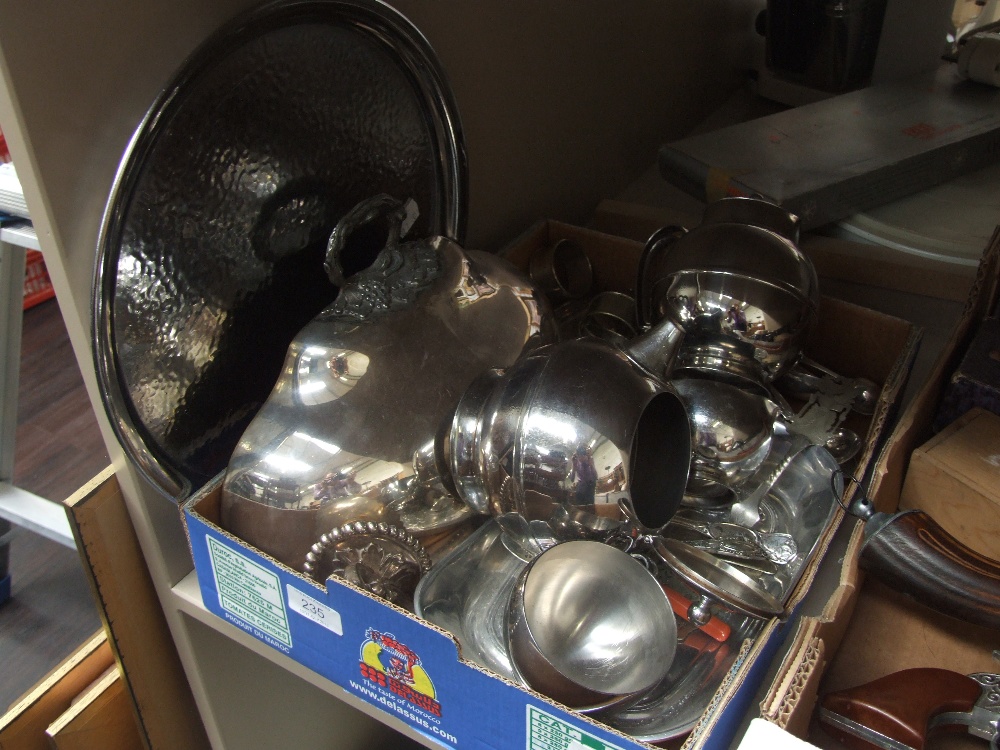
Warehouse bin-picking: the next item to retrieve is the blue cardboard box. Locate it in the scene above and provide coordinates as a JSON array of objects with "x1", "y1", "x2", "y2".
[{"x1": 182, "y1": 480, "x2": 800, "y2": 749}]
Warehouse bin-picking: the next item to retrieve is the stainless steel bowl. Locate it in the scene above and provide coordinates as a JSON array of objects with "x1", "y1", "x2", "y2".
[
  {"x1": 637, "y1": 197, "x2": 819, "y2": 391},
  {"x1": 506, "y1": 540, "x2": 677, "y2": 711}
]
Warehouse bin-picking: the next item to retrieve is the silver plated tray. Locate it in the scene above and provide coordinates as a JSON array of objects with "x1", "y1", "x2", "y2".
[{"x1": 93, "y1": 0, "x2": 467, "y2": 499}]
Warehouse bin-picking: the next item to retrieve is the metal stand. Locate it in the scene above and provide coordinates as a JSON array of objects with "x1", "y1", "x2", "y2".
[{"x1": 0, "y1": 223, "x2": 75, "y2": 600}]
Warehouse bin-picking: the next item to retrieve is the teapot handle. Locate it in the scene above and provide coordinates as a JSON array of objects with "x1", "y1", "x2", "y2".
[
  {"x1": 324, "y1": 194, "x2": 408, "y2": 287},
  {"x1": 635, "y1": 225, "x2": 687, "y2": 330}
]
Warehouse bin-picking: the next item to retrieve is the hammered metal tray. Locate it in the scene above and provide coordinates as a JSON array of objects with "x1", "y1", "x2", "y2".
[{"x1": 93, "y1": 0, "x2": 467, "y2": 499}]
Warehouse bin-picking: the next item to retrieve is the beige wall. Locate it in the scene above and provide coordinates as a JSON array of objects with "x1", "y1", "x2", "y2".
[{"x1": 396, "y1": 1, "x2": 761, "y2": 247}]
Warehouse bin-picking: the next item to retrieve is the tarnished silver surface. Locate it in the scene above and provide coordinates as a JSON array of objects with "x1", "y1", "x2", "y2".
[
  {"x1": 303, "y1": 520, "x2": 431, "y2": 608},
  {"x1": 637, "y1": 197, "x2": 819, "y2": 391},
  {"x1": 93, "y1": 0, "x2": 467, "y2": 500},
  {"x1": 506, "y1": 541, "x2": 677, "y2": 712},
  {"x1": 222, "y1": 196, "x2": 555, "y2": 571},
  {"x1": 448, "y1": 331, "x2": 692, "y2": 538},
  {"x1": 775, "y1": 357, "x2": 875, "y2": 463}
]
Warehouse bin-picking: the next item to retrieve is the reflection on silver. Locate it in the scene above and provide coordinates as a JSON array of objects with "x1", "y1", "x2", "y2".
[
  {"x1": 660, "y1": 443, "x2": 842, "y2": 617},
  {"x1": 414, "y1": 520, "x2": 527, "y2": 682},
  {"x1": 222, "y1": 196, "x2": 556, "y2": 571},
  {"x1": 93, "y1": 0, "x2": 468, "y2": 500},
  {"x1": 637, "y1": 197, "x2": 819, "y2": 391},
  {"x1": 506, "y1": 541, "x2": 677, "y2": 713},
  {"x1": 674, "y1": 378, "x2": 775, "y2": 505},
  {"x1": 415, "y1": 520, "x2": 756, "y2": 743},
  {"x1": 602, "y1": 617, "x2": 762, "y2": 743}
]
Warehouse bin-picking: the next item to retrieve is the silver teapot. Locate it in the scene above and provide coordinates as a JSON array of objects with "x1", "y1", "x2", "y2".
[
  {"x1": 221, "y1": 195, "x2": 557, "y2": 571},
  {"x1": 636, "y1": 197, "x2": 819, "y2": 392}
]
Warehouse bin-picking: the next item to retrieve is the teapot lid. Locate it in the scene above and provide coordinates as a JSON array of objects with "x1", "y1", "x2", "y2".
[{"x1": 93, "y1": 0, "x2": 467, "y2": 500}]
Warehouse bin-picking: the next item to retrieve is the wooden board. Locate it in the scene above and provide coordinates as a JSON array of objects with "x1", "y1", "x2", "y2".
[
  {"x1": 63, "y1": 468, "x2": 209, "y2": 750},
  {"x1": 0, "y1": 631, "x2": 112, "y2": 750},
  {"x1": 45, "y1": 667, "x2": 143, "y2": 750}
]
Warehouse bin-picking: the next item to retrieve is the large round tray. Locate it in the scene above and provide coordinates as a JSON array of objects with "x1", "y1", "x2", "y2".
[{"x1": 93, "y1": 0, "x2": 467, "y2": 499}]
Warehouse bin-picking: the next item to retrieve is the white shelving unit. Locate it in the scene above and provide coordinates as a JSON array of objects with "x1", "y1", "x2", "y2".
[{"x1": 0, "y1": 0, "x2": 763, "y2": 747}]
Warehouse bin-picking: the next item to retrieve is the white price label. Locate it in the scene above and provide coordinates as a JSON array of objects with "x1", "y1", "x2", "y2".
[{"x1": 286, "y1": 585, "x2": 343, "y2": 635}]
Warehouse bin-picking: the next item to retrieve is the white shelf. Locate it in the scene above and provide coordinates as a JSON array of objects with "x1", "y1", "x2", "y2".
[{"x1": 171, "y1": 571, "x2": 443, "y2": 749}]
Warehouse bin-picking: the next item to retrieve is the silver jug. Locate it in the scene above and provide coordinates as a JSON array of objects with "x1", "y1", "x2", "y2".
[
  {"x1": 447, "y1": 319, "x2": 692, "y2": 539},
  {"x1": 221, "y1": 195, "x2": 557, "y2": 571}
]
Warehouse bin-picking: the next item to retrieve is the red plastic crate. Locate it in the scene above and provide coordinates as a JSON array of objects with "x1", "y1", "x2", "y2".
[{"x1": 23, "y1": 250, "x2": 55, "y2": 309}]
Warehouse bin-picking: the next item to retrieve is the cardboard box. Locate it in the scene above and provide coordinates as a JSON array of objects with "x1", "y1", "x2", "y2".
[
  {"x1": 756, "y1": 228, "x2": 1000, "y2": 745},
  {"x1": 935, "y1": 317, "x2": 1000, "y2": 429},
  {"x1": 899, "y1": 408, "x2": 1000, "y2": 560},
  {"x1": 64, "y1": 468, "x2": 210, "y2": 750},
  {"x1": 44, "y1": 666, "x2": 144, "y2": 750},
  {"x1": 182, "y1": 221, "x2": 917, "y2": 750}
]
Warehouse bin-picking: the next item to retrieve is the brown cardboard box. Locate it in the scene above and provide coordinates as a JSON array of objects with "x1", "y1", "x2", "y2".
[
  {"x1": 756, "y1": 228, "x2": 1000, "y2": 746},
  {"x1": 44, "y1": 666, "x2": 143, "y2": 750},
  {"x1": 178, "y1": 218, "x2": 918, "y2": 750},
  {"x1": 63, "y1": 468, "x2": 210, "y2": 750},
  {"x1": 899, "y1": 408, "x2": 1000, "y2": 560}
]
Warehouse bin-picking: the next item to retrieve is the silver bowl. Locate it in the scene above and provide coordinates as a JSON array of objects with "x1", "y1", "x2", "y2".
[
  {"x1": 506, "y1": 540, "x2": 677, "y2": 712},
  {"x1": 637, "y1": 197, "x2": 819, "y2": 392}
]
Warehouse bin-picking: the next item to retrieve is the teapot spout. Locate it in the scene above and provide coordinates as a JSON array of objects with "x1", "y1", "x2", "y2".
[{"x1": 623, "y1": 317, "x2": 685, "y2": 381}]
